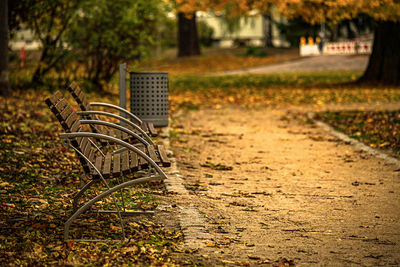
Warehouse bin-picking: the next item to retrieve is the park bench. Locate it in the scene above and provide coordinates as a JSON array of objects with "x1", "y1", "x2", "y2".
[
  {"x1": 45, "y1": 91, "x2": 170, "y2": 241},
  {"x1": 67, "y1": 81, "x2": 158, "y2": 137}
]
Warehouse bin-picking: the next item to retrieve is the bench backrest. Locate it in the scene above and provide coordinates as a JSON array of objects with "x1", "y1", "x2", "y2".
[
  {"x1": 68, "y1": 81, "x2": 91, "y2": 112},
  {"x1": 45, "y1": 91, "x2": 96, "y2": 174},
  {"x1": 67, "y1": 81, "x2": 104, "y2": 134}
]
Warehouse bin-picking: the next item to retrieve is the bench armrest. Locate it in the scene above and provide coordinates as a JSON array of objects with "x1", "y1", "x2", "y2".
[
  {"x1": 89, "y1": 102, "x2": 142, "y2": 124},
  {"x1": 79, "y1": 119, "x2": 154, "y2": 147},
  {"x1": 77, "y1": 110, "x2": 152, "y2": 145}
]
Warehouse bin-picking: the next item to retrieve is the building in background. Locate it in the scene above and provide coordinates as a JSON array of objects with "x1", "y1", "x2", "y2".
[
  {"x1": 197, "y1": 8, "x2": 290, "y2": 48},
  {"x1": 9, "y1": 28, "x2": 41, "y2": 51}
]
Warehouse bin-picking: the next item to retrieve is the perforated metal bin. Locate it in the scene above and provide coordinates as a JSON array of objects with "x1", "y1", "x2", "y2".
[{"x1": 129, "y1": 72, "x2": 169, "y2": 127}]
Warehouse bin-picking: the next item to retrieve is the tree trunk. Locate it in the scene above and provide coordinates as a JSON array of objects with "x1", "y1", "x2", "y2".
[
  {"x1": 345, "y1": 20, "x2": 356, "y2": 39},
  {"x1": 359, "y1": 21, "x2": 400, "y2": 85},
  {"x1": 331, "y1": 24, "x2": 339, "y2": 42},
  {"x1": 0, "y1": 0, "x2": 10, "y2": 96},
  {"x1": 262, "y1": 12, "x2": 274, "y2": 48},
  {"x1": 177, "y1": 12, "x2": 200, "y2": 57},
  {"x1": 31, "y1": 46, "x2": 48, "y2": 85}
]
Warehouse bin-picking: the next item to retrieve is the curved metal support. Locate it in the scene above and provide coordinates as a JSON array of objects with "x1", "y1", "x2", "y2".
[
  {"x1": 117, "y1": 176, "x2": 126, "y2": 212},
  {"x1": 73, "y1": 180, "x2": 96, "y2": 211},
  {"x1": 88, "y1": 139, "x2": 105, "y2": 157},
  {"x1": 77, "y1": 111, "x2": 152, "y2": 145},
  {"x1": 60, "y1": 132, "x2": 168, "y2": 180},
  {"x1": 69, "y1": 143, "x2": 108, "y2": 186},
  {"x1": 67, "y1": 143, "x2": 126, "y2": 240},
  {"x1": 89, "y1": 102, "x2": 142, "y2": 124},
  {"x1": 80, "y1": 120, "x2": 153, "y2": 146},
  {"x1": 64, "y1": 175, "x2": 162, "y2": 241}
]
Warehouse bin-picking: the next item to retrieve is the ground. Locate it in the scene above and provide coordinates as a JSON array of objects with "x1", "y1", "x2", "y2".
[
  {"x1": 2, "y1": 51, "x2": 400, "y2": 266},
  {"x1": 215, "y1": 55, "x2": 369, "y2": 75},
  {"x1": 166, "y1": 106, "x2": 400, "y2": 266}
]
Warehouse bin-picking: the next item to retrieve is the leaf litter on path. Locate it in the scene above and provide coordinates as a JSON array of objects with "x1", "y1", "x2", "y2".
[
  {"x1": 0, "y1": 91, "x2": 185, "y2": 266},
  {"x1": 200, "y1": 161, "x2": 233, "y2": 171}
]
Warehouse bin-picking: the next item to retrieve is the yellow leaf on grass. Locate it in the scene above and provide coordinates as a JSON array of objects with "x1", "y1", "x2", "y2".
[
  {"x1": 0, "y1": 182, "x2": 10, "y2": 187},
  {"x1": 379, "y1": 142, "x2": 390, "y2": 147}
]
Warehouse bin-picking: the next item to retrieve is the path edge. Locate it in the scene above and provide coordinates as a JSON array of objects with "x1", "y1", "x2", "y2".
[
  {"x1": 160, "y1": 127, "x2": 211, "y2": 250},
  {"x1": 307, "y1": 112, "x2": 400, "y2": 168}
]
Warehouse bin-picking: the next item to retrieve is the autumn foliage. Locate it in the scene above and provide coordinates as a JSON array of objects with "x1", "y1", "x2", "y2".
[
  {"x1": 273, "y1": 0, "x2": 400, "y2": 24},
  {"x1": 175, "y1": 0, "x2": 400, "y2": 23}
]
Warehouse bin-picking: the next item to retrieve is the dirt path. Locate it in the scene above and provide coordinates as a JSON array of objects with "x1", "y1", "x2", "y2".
[
  {"x1": 215, "y1": 55, "x2": 368, "y2": 75},
  {"x1": 167, "y1": 107, "x2": 400, "y2": 266}
]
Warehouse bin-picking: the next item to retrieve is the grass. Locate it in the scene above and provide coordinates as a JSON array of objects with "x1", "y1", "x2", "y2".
[
  {"x1": 168, "y1": 71, "x2": 400, "y2": 114},
  {"x1": 170, "y1": 71, "x2": 362, "y2": 92},
  {"x1": 315, "y1": 110, "x2": 400, "y2": 157}
]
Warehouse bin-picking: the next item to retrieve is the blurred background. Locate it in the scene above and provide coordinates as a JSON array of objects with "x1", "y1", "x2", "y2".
[{"x1": 2, "y1": 0, "x2": 399, "y2": 94}]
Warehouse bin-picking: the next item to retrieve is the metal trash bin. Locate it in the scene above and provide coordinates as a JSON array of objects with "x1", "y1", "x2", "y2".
[{"x1": 129, "y1": 72, "x2": 169, "y2": 127}]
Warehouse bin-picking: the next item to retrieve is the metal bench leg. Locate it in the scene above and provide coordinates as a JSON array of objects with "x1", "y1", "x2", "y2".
[
  {"x1": 64, "y1": 175, "x2": 162, "y2": 241},
  {"x1": 73, "y1": 180, "x2": 96, "y2": 212},
  {"x1": 118, "y1": 176, "x2": 126, "y2": 212}
]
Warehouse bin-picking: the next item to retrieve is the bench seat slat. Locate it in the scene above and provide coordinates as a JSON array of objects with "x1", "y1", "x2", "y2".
[
  {"x1": 157, "y1": 145, "x2": 171, "y2": 167},
  {"x1": 83, "y1": 140, "x2": 92, "y2": 158},
  {"x1": 129, "y1": 151, "x2": 139, "y2": 171},
  {"x1": 88, "y1": 148, "x2": 95, "y2": 163},
  {"x1": 103, "y1": 153, "x2": 112, "y2": 178},
  {"x1": 112, "y1": 153, "x2": 121, "y2": 176},
  {"x1": 121, "y1": 151, "x2": 130, "y2": 175},
  {"x1": 135, "y1": 144, "x2": 148, "y2": 169},
  {"x1": 147, "y1": 122, "x2": 157, "y2": 137},
  {"x1": 80, "y1": 137, "x2": 89, "y2": 152},
  {"x1": 148, "y1": 145, "x2": 160, "y2": 164},
  {"x1": 92, "y1": 156, "x2": 103, "y2": 177}
]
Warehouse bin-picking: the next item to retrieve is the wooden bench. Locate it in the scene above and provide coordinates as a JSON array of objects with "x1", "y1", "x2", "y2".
[{"x1": 45, "y1": 91, "x2": 170, "y2": 241}]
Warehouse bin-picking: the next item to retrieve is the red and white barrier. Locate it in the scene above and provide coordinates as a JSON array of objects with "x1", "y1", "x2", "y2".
[
  {"x1": 357, "y1": 41, "x2": 373, "y2": 54},
  {"x1": 299, "y1": 34, "x2": 373, "y2": 56},
  {"x1": 324, "y1": 41, "x2": 356, "y2": 54},
  {"x1": 323, "y1": 41, "x2": 372, "y2": 55}
]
